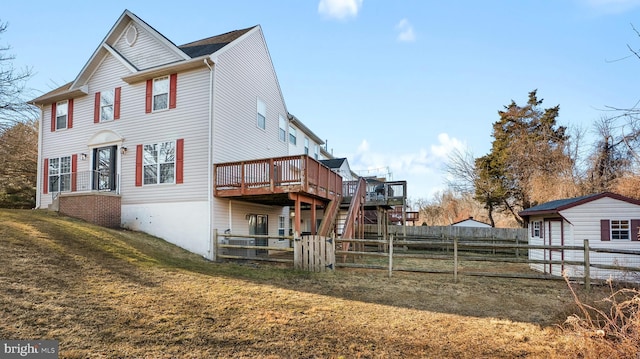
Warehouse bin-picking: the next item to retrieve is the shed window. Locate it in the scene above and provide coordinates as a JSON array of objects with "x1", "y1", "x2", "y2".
[
  {"x1": 611, "y1": 220, "x2": 630, "y2": 240},
  {"x1": 532, "y1": 221, "x2": 541, "y2": 238}
]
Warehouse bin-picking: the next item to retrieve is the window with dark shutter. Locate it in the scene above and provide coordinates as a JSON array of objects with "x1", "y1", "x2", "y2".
[{"x1": 600, "y1": 219, "x2": 611, "y2": 241}]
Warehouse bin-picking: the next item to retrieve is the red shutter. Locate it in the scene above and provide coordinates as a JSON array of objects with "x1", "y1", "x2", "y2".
[
  {"x1": 169, "y1": 73, "x2": 177, "y2": 109},
  {"x1": 71, "y1": 154, "x2": 78, "y2": 192},
  {"x1": 600, "y1": 219, "x2": 611, "y2": 241},
  {"x1": 176, "y1": 138, "x2": 184, "y2": 184},
  {"x1": 67, "y1": 99, "x2": 74, "y2": 129},
  {"x1": 145, "y1": 80, "x2": 153, "y2": 113},
  {"x1": 43, "y1": 158, "x2": 49, "y2": 194},
  {"x1": 50, "y1": 103, "x2": 56, "y2": 132},
  {"x1": 94, "y1": 92, "x2": 101, "y2": 123},
  {"x1": 114, "y1": 87, "x2": 121, "y2": 120},
  {"x1": 135, "y1": 144, "x2": 143, "y2": 186},
  {"x1": 631, "y1": 219, "x2": 640, "y2": 241}
]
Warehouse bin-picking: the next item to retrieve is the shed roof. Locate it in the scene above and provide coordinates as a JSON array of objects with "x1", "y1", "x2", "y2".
[{"x1": 519, "y1": 192, "x2": 640, "y2": 218}]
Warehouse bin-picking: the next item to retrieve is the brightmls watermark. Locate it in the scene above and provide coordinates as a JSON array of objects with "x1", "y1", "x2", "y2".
[{"x1": 1, "y1": 340, "x2": 58, "y2": 358}]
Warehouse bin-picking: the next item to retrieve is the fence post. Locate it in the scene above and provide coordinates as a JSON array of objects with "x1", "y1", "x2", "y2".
[
  {"x1": 388, "y1": 233, "x2": 394, "y2": 278},
  {"x1": 213, "y1": 228, "x2": 218, "y2": 261},
  {"x1": 583, "y1": 239, "x2": 590, "y2": 292},
  {"x1": 293, "y1": 231, "x2": 301, "y2": 270},
  {"x1": 454, "y1": 237, "x2": 458, "y2": 284}
]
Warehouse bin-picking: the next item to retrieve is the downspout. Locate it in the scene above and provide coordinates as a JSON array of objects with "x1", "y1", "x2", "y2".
[
  {"x1": 34, "y1": 103, "x2": 44, "y2": 209},
  {"x1": 204, "y1": 58, "x2": 215, "y2": 260}
]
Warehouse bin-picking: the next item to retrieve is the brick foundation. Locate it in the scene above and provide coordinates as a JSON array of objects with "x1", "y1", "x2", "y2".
[{"x1": 59, "y1": 192, "x2": 122, "y2": 228}]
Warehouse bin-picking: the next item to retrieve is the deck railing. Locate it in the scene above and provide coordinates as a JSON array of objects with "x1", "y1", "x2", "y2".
[
  {"x1": 214, "y1": 155, "x2": 342, "y2": 200},
  {"x1": 343, "y1": 180, "x2": 407, "y2": 205}
]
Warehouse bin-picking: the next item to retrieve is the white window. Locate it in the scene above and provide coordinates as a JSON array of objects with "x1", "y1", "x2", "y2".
[
  {"x1": 314, "y1": 144, "x2": 319, "y2": 160},
  {"x1": 289, "y1": 126, "x2": 297, "y2": 145},
  {"x1": 304, "y1": 138, "x2": 309, "y2": 155},
  {"x1": 278, "y1": 115, "x2": 286, "y2": 141},
  {"x1": 257, "y1": 99, "x2": 266, "y2": 130},
  {"x1": 611, "y1": 220, "x2": 630, "y2": 240},
  {"x1": 56, "y1": 101, "x2": 68, "y2": 130},
  {"x1": 153, "y1": 76, "x2": 169, "y2": 111},
  {"x1": 143, "y1": 141, "x2": 176, "y2": 185},
  {"x1": 278, "y1": 215, "x2": 286, "y2": 238},
  {"x1": 533, "y1": 221, "x2": 541, "y2": 238},
  {"x1": 49, "y1": 156, "x2": 71, "y2": 193},
  {"x1": 101, "y1": 90, "x2": 114, "y2": 122}
]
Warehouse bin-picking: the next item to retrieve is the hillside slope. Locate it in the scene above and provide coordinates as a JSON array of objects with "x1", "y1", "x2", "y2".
[{"x1": 0, "y1": 209, "x2": 583, "y2": 358}]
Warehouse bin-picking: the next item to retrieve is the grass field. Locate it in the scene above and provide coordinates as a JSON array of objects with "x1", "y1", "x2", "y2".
[{"x1": 0, "y1": 209, "x2": 617, "y2": 358}]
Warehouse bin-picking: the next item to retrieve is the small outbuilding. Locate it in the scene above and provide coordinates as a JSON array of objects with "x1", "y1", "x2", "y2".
[
  {"x1": 451, "y1": 216, "x2": 492, "y2": 228},
  {"x1": 519, "y1": 192, "x2": 640, "y2": 281}
]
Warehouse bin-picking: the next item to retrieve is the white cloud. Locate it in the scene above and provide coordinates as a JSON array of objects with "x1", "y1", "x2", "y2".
[
  {"x1": 431, "y1": 133, "x2": 465, "y2": 159},
  {"x1": 348, "y1": 134, "x2": 466, "y2": 199},
  {"x1": 318, "y1": 0, "x2": 363, "y2": 20},
  {"x1": 395, "y1": 18, "x2": 416, "y2": 42}
]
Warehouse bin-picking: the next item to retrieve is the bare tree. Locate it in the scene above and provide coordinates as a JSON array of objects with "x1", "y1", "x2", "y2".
[{"x1": 0, "y1": 20, "x2": 36, "y2": 130}]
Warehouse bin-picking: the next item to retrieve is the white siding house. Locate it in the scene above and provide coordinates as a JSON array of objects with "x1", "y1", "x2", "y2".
[
  {"x1": 30, "y1": 10, "x2": 339, "y2": 259},
  {"x1": 519, "y1": 192, "x2": 640, "y2": 281},
  {"x1": 31, "y1": 9, "x2": 410, "y2": 262}
]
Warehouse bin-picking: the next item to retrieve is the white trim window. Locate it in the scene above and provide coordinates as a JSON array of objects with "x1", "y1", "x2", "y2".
[
  {"x1": 278, "y1": 215, "x2": 286, "y2": 238},
  {"x1": 278, "y1": 115, "x2": 286, "y2": 141},
  {"x1": 257, "y1": 99, "x2": 266, "y2": 130},
  {"x1": 533, "y1": 221, "x2": 541, "y2": 238},
  {"x1": 304, "y1": 138, "x2": 309, "y2": 155},
  {"x1": 56, "y1": 100, "x2": 68, "y2": 130},
  {"x1": 153, "y1": 76, "x2": 169, "y2": 111},
  {"x1": 611, "y1": 220, "x2": 630, "y2": 240},
  {"x1": 289, "y1": 126, "x2": 297, "y2": 145},
  {"x1": 143, "y1": 141, "x2": 176, "y2": 185},
  {"x1": 101, "y1": 90, "x2": 114, "y2": 122},
  {"x1": 314, "y1": 144, "x2": 319, "y2": 160},
  {"x1": 49, "y1": 156, "x2": 71, "y2": 193}
]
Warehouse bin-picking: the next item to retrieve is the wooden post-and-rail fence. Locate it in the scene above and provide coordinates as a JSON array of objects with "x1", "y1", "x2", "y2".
[
  {"x1": 336, "y1": 236, "x2": 640, "y2": 290},
  {"x1": 213, "y1": 229, "x2": 335, "y2": 272}
]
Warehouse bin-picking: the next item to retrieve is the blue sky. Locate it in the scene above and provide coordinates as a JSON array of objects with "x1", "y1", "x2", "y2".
[{"x1": 4, "y1": 0, "x2": 640, "y2": 202}]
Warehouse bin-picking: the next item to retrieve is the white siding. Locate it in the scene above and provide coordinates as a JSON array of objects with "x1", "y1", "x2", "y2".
[
  {"x1": 212, "y1": 29, "x2": 288, "y2": 163},
  {"x1": 39, "y1": 45, "x2": 212, "y2": 255},
  {"x1": 560, "y1": 197, "x2": 640, "y2": 280},
  {"x1": 113, "y1": 20, "x2": 183, "y2": 70},
  {"x1": 528, "y1": 216, "x2": 545, "y2": 273}
]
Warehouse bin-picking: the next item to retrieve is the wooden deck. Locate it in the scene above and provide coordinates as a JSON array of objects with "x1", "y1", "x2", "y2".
[
  {"x1": 343, "y1": 180, "x2": 407, "y2": 207},
  {"x1": 214, "y1": 155, "x2": 342, "y2": 205}
]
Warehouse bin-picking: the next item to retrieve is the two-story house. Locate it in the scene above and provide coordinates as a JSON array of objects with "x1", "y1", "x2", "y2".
[{"x1": 31, "y1": 10, "x2": 408, "y2": 261}]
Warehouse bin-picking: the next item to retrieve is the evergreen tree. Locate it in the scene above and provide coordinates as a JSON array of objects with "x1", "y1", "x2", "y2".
[{"x1": 475, "y1": 90, "x2": 569, "y2": 226}]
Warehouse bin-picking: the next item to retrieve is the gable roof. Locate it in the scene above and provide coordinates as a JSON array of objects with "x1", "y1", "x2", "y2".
[
  {"x1": 179, "y1": 27, "x2": 256, "y2": 58},
  {"x1": 30, "y1": 10, "x2": 259, "y2": 105},
  {"x1": 451, "y1": 217, "x2": 491, "y2": 227},
  {"x1": 519, "y1": 192, "x2": 640, "y2": 218}
]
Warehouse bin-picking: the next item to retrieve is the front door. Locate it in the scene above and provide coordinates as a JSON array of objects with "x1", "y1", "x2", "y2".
[
  {"x1": 93, "y1": 146, "x2": 117, "y2": 191},
  {"x1": 249, "y1": 214, "x2": 268, "y2": 255}
]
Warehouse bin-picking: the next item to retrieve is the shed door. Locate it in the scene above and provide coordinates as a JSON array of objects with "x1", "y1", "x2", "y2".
[{"x1": 546, "y1": 220, "x2": 563, "y2": 275}]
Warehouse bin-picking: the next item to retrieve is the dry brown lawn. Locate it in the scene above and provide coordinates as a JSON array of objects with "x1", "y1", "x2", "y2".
[{"x1": 0, "y1": 209, "x2": 613, "y2": 358}]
